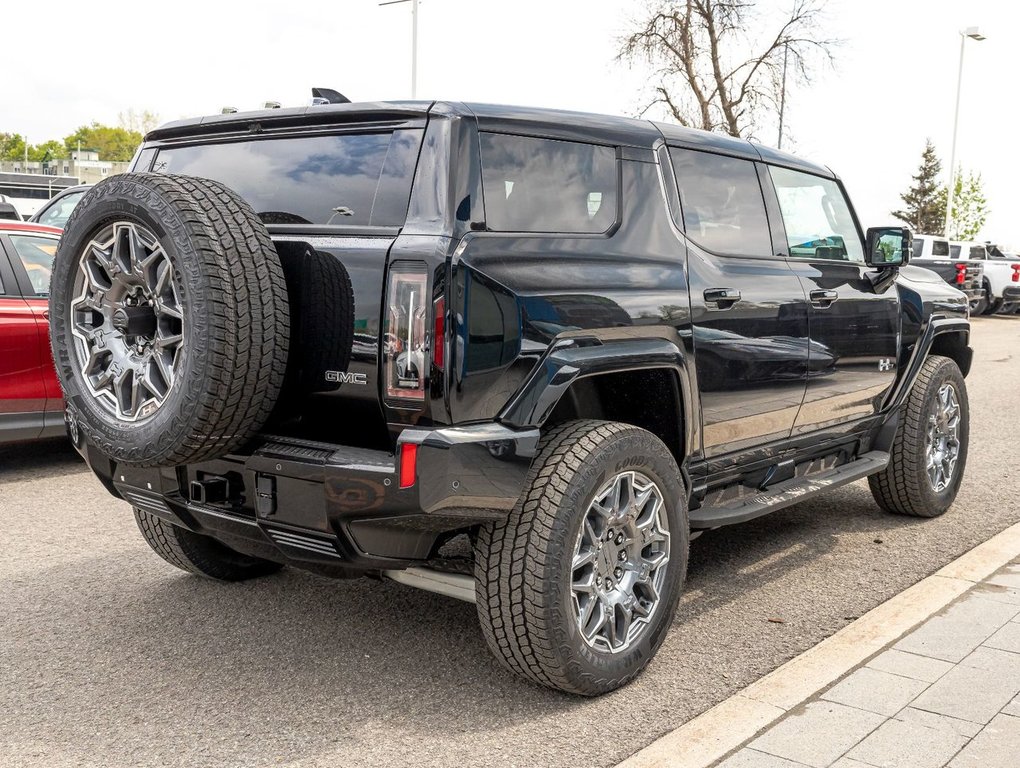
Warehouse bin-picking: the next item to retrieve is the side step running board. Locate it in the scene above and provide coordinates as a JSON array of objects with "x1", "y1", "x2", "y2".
[
  {"x1": 383, "y1": 567, "x2": 476, "y2": 604},
  {"x1": 689, "y1": 450, "x2": 890, "y2": 529}
]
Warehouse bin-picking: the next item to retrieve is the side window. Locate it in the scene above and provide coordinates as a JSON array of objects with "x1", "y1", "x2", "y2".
[
  {"x1": 950, "y1": 244, "x2": 961, "y2": 258},
  {"x1": 668, "y1": 148, "x2": 771, "y2": 257},
  {"x1": 768, "y1": 166, "x2": 864, "y2": 263},
  {"x1": 9, "y1": 235, "x2": 58, "y2": 295},
  {"x1": 911, "y1": 240, "x2": 923, "y2": 260},
  {"x1": 970, "y1": 246, "x2": 986, "y2": 260},
  {"x1": 932, "y1": 240, "x2": 950, "y2": 257},
  {"x1": 479, "y1": 133, "x2": 617, "y2": 234}
]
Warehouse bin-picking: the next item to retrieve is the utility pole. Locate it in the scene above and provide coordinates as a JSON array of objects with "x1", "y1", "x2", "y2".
[{"x1": 379, "y1": 0, "x2": 419, "y2": 98}]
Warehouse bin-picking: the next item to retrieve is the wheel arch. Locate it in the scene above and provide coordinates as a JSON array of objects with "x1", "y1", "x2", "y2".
[
  {"x1": 930, "y1": 329, "x2": 973, "y2": 377},
  {"x1": 884, "y1": 317, "x2": 972, "y2": 413},
  {"x1": 497, "y1": 331, "x2": 698, "y2": 468}
]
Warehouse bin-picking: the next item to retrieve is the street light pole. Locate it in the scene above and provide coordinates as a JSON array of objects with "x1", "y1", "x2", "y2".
[
  {"x1": 944, "y1": 26, "x2": 985, "y2": 238},
  {"x1": 380, "y1": 0, "x2": 419, "y2": 99}
]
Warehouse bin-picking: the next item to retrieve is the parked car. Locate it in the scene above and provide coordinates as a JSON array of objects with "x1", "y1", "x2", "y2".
[
  {"x1": 0, "y1": 194, "x2": 23, "y2": 221},
  {"x1": 29, "y1": 184, "x2": 89, "y2": 229},
  {"x1": 911, "y1": 233, "x2": 985, "y2": 310},
  {"x1": 955, "y1": 242, "x2": 1020, "y2": 315},
  {"x1": 0, "y1": 221, "x2": 64, "y2": 443},
  {"x1": 53, "y1": 99, "x2": 972, "y2": 696}
]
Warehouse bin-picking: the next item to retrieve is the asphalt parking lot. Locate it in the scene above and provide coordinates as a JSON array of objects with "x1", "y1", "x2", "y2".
[{"x1": 1, "y1": 315, "x2": 1018, "y2": 768}]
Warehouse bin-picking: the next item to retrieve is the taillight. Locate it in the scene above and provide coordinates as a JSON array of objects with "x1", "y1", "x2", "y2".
[
  {"x1": 955, "y1": 263, "x2": 967, "y2": 285},
  {"x1": 433, "y1": 296, "x2": 446, "y2": 368},
  {"x1": 384, "y1": 266, "x2": 428, "y2": 401},
  {"x1": 1012, "y1": 264, "x2": 1020, "y2": 283},
  {"x1": 399, "y1": 442, "x2": 418, "y2": 488}
]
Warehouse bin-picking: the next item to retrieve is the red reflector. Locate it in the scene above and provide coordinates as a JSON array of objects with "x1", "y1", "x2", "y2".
[
  {"x1": 955, "y1": 263, "x2": 967, "y2": 285},
  {"x1": 1012, "y1": 265, "x2": 1020, "y2": 282},
  {"x1": 399, "y1": 443, "x2": 418, "y2": 489},
  {"x1": 433, "y1": 297, "x2": 445, "y2": 368}
]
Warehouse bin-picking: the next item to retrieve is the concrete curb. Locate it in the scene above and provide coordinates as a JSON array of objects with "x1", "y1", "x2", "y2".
[{"x1": 618, "y1": 519, "x2": 1020, "y2": 768}]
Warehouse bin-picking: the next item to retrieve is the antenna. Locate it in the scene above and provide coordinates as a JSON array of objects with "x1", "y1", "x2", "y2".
[{"x1": 311, "y1": 88, "x2": 352, "y2": 105}]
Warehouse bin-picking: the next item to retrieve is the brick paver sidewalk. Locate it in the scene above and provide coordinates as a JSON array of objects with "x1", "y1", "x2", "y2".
[{"x1": 716, "y1": 559, "x2": 1020, "y2": 768}]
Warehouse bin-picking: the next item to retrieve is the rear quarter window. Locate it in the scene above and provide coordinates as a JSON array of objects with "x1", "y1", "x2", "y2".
[
  {"x1": 479, "y1": 133, "x2": 618, "y2": 234},
  {"x1": 932, "y1": 240, "x2": 950, "y2": 257},
  {"x1": 152, "y1": 130, "x2": 422, "y2": 227}
]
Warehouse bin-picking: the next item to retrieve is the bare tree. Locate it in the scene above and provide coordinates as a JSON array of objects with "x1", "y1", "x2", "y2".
[
  {"x1": 620, "y1": 0, "x2": 837, "y2": 139},
  {"x1": 118, "y1": 109, "x2": 161, "y2": 135}
]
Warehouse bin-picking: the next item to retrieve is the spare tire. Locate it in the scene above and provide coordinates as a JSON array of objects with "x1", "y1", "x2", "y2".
[{"x1": 49, "y1": 173, "x2": 289, "y2": 466}]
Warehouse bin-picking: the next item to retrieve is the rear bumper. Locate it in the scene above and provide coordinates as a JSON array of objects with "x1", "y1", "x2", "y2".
[
  {"x1": 1001, "y1": 285, "x2": 1020, "y2": 301},
  {"x1": 76, "y1": 423, "x2": 539, "y2": 571}
]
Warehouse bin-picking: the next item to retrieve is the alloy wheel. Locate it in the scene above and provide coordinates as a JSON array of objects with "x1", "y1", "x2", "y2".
[
  {"x1": 926, "y1": 382, "x2": 961, "y2": 493},
  {"x1": 69, "y1": 221, "x2": 184, "y2": 422},
  {"x1": 570, "y1": 470, "x2": 671, "y2": 654}
]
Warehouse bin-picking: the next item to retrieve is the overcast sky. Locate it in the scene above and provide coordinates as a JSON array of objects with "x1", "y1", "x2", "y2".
[{"x1": 6, "y1": 0, "x2": 1016, "y2": 243}]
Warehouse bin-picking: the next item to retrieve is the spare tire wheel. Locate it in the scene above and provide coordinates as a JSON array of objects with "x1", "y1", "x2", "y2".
[{"x1": 49, "y1": 173, "x2": 289, "y2": 466}]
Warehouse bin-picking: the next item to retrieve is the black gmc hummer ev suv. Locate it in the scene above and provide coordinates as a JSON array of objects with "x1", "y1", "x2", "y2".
[{"x1": 51, "y1": 99, "x2": 973, "y2": 696}]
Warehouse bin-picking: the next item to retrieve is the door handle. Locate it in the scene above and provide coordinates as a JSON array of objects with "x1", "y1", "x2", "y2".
[
  {"x1": 810, "y1": 289, "x2": 839, "y2": 307},
  {"x1": 704, "y1": 288, "x2": 741, "y2": 308}
]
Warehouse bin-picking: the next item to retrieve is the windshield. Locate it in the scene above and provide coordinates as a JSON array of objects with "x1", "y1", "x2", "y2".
[{"x1": 35, "y1": 190, "x2": 86, "y2": 228}]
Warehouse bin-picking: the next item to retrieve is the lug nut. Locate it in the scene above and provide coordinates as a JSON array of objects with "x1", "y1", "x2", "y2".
[
  {"x1": 596, "y1": 576, "x2": 602, "y2": 586},
  {"x1": 614, "y1": 567, "x2": 623, "y2": 578},
  {"x1": 607, "y1": 528, "x2": 614, "y2": 539},
  {"x1": 605, "y1": 579, "x2": 613, "y2": 589},
  {"x1": 616, "y1": 534, "x2": 625, "y2": 545},
  {"x1": 618, "y1": 551, "x2": 627, "y2": 562}
]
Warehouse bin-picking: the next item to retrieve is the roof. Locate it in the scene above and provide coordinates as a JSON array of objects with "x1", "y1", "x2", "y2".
[
  {"x1": 145, "y1": 99, "x2": 835, "y2": 178},
  {"x1": 0, "y1": 221, "x2": 62, "y2": 235}
]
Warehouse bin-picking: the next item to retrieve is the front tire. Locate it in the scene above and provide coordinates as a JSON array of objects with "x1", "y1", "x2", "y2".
[
  {"x1": 134, "y1": 509, "x2": 283, "y2": 581},
  {"x1": 869, "y1": 355, "x2": 969, "y2": 517},
  {"x1": 474, "y1": 420, "x2": 689, "y2": 695}
]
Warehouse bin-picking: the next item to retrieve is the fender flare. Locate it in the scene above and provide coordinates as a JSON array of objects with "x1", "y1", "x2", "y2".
[
  {"x1": 497, "y1": 329, "x2": 699, "y2": 460},
  {"x1": 884, "y1": 317, "x2": 971, "y2": 412}
]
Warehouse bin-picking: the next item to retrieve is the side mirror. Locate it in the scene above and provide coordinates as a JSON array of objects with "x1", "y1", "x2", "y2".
[{"x1": 866, "y1": 227, "x2": 911, "y2": 268}]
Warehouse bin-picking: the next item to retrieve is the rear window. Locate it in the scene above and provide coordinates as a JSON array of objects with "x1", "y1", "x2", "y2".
[
  {"x1": 969, "y1": 245, "x2": 987, "y2": 259},
  {"x1": 153, "y1": 130, "x2": 422, "y2": 227},
  {"x1": 950, "y1": 244, "x2": 961, "y2": 258},
  {"x1": 479, "y1": 133, "x2": 617, "y2": 234},
  {"x1": 932, "y1": 240, "x2": 950, "y2": 257}
]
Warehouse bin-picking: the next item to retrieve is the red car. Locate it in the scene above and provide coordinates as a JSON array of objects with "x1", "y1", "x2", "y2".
[{"x1": 0, "y1": 221, "x2": 64, "y2": 443}]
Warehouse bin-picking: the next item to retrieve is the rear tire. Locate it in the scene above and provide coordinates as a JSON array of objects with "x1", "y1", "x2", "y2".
[
  {"x1": 986, "y1": 296, "x2": 1004, "y2": 315},
  {"x1": 134, "y1": 508, "x2": 283, "y2": 581},
  {"x1": 869, "y1": 355, "x2": 968, "y2": 517},
  {"x1": 474, "y1": 420, "x2": 688, "y2": 695},
  {"x1": 971, "y1": 285, "x2": 989, "y2": 316}
]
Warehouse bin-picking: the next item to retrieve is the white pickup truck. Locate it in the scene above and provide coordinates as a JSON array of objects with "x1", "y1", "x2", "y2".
[
  {"x1": 911, "y1": 234, "x2": 986, "y2": 310},
  {"x1": 951, "y1": 241, "x2": 1020, "y2": 315}
]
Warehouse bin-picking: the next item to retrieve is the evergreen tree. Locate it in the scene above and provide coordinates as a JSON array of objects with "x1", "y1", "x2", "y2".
[{"x1": 892, "y1": 140, "x2": 945, "y2": 234}]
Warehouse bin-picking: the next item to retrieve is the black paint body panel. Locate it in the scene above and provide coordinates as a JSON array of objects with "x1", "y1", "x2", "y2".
[{"x1": 71, "y1": 101, "x2": 971, "y2": 573}]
